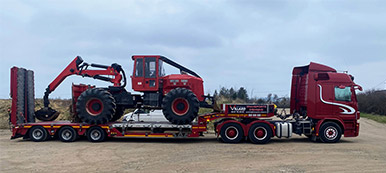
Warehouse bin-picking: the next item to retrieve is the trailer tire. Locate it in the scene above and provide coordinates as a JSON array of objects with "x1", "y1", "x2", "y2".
[
  {"x1": 220, "y1": 123, "x2": 244, "y2": 143},
  {"x1": 87, "y1": 126, "x2": 106, "y2": 142},
  {"x1": 162, "y1": 88, "x2": 199, "y2": 125},
  {"x1": 319, "y1": 122, "x2": 342, "y2": 143},
  {"x1": 76, "y1": 88, "x2": 116, "y2": 124},
  {"x1": 58, "y1": 126, "x2": 78, "y2": 142},
  {"x1": 248, "y1": 123, "x2": 272, "y2": 144},
  {"x1": 110, "y1": 106, "x2": 124, "y2": 122},
  {"x1": 29, "y1": 126, "x2": 48, "y2": 142}
]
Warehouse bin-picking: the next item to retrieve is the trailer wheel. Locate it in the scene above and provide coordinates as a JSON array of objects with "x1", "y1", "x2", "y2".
[
  {"x1": 162, "y1": 88, "x2": 199, "y2": 125},
  {"x1": 110, "y1": 106, "x2": 124, "y2": 122},
  {"x1": 76, "y1": 88, "x2": 116, "y2": 124},
  {"x1": 220, "y1": 123, "x2": 244, "y2": 143},
  {"x1": 248, "y1": 123, "x2": 272, "y2": 144},
  {"x1": 29, "y1": 126, "x2": 48, "y2": 142},
  {"x1": 319, "y1": 122, "x2": 342, "y2": 143},
  {"x1": 58, "y1": 126, "x2": 78, "y2": 142},
  {"x1": 87, "y1": 126, "x2": 106, "y2": 142}
]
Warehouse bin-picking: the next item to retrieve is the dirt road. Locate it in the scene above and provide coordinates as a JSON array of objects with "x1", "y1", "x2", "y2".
[{"x1": 1, "y1": 118, "x2": 386, "y2": 173}]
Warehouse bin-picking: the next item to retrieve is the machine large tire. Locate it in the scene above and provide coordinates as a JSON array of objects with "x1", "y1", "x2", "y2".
[
  {"x1": 319, "y1": 122, "x2": 342, "y2": 143},
  {"x1": 162, "y1": 88, "x2": 199, "y2": 125},
  {"x1": 76, "y1": 88, "x2": 116, "y2": 124},
  {"x1": 26, "y1": 70, "x2": 35, "y2": 123},
  {"x1": 16, "y1": 68, "x2": 26, "y2": 124},
  {"x1": 110, "y1": 106, "x2": 124, "y2": 122}
]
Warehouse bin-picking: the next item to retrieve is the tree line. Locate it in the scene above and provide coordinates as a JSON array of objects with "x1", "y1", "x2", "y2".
[
  {"x1": 357, "y1": 90, "x2": 386, "y2": 115},
  {"x1": 213, "y1": 87, "x2": 290, "y2": 108}
]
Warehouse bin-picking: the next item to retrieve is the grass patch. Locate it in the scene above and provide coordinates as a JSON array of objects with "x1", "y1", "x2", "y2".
[{"x1": 361, "y1": 113, "x2": 386, "y2": 124}]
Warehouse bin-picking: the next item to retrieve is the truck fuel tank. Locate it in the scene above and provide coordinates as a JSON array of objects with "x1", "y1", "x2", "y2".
[{"x1": 275, "y1": 122, "x2": 292, "y2": 138}]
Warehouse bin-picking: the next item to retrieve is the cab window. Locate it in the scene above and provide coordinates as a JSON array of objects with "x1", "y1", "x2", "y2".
[
  {"x1": 159, "y1": 60, "x2": 165, "y2": 77},
  {"x1": 335, "y1": 86, "x2": 352, "y2": 102},
  {"x1": 145, "y1": 57, "x2": 156, "y2": 78},
  {"x1": 135, "y1": 58, "x2": 143, "y2": 77}
]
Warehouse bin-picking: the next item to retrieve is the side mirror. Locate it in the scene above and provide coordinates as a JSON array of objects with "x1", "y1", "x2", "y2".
[{"x1": 354, "y1": 85, "x2": 363, "y2": 91}]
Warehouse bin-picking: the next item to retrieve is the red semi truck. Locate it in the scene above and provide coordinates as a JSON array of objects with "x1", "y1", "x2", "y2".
[{"x1": 9, "y1": 62, "x2": 362, "y2": 144}]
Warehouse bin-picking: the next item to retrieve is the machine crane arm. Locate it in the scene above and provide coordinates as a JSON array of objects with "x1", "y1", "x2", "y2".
[{"x1": 36, "y1": 56, "x2": 126, "y2": 121}]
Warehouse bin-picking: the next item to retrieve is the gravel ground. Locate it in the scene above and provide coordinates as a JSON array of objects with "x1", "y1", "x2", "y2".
[{"x1": 1, "y1": 118, "x2": 386, "y2": 173}]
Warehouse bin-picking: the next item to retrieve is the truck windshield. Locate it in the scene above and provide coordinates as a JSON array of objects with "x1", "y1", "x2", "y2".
[{"x1": 335, "y1": 86, "x2": 352, "y2": 102}]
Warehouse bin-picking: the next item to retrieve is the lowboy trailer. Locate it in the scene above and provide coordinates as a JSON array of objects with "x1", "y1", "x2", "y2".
[{"x1": 9, "y1": 62, "x2": 362, "y2": 144}]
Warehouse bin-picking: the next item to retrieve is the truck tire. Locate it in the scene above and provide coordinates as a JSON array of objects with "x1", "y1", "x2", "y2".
[
  {"x1": 162, "y1": 88, "x2": 199, "y2": 125},
  {"x1": 16, "y1": 68, "x2": 26, "y2": 124},
  {"x1": 58, "y1": 126, "x2": 78, "y2": 142},
  {"x1": 29, "y1": 126, "x2": 48, "y2": 142},
  {"x1": 220, "y1": 123, "x2": 244, "y2": 143},
  {"x1": 248, "y1": 123, "x2": 272, "y2": 144},
  {"x1": 110, "y1": 106, "x2": 124, "y2": 122},
  {"x1": 26, "y1": 70, "x2": 35, "y2": 123},
  {"x1": 76, "y1": 88, "x2": 116, "y2": 124},
  {"x1": 87, "y1": 126, "x2": 106, "y2": 142},
  {"x1": 319, "y1": 122, "x2": 342, "y2": 143}
]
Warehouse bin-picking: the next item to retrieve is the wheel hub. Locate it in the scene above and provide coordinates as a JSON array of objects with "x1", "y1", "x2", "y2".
[
  {"x1": 325, "y1": 127, "x2": 337, "y2": 139},
  {"x1": 171, "y1": 98, "x2": 189, "y2": 116},
  {"x1": 254, "y1": 127, "x2": 267, "y2": 140},
  {"x1": 86, "y1": 98, "x2": 104, "y2": 116},
  {"x1": 225, "y1": 127, "x2": 238, "y2": 140}
]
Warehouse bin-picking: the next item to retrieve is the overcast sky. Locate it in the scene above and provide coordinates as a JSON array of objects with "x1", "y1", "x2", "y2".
[{"x1": 1, "y1": 0, "x2": 385, "y2": 99}]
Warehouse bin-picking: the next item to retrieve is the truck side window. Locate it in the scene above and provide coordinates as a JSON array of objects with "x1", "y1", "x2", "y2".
[
  {"x1": 335, "y1": 86, "x2": 352, "y2": 102},
  {"x1": 135, "y1": 58, "x2": 143, "y2": 77},
  {"x1": 145, "y1": 57, "x2": 156, "y2": 78}
]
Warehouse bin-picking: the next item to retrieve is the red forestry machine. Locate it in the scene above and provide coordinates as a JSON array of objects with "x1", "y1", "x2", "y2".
[{"x1": 35, "y1": 55, "x2": 216, "y2": 125}]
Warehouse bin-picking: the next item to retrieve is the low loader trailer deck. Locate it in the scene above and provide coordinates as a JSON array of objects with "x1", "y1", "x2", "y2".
[
  {"x1": 11, "y1": 104, "x2": 278, "y2": 143},
  {"x1": 9, "y1": 61, "x2": 361, "y2": 144}
]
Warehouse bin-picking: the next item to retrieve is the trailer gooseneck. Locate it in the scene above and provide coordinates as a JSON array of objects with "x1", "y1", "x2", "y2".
[{"x1": 9, "y1": 60, "x2": 362, "y2": 144}]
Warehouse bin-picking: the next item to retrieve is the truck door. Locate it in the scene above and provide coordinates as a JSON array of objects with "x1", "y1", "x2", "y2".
[
  {"x1": 143, "y1": 57, "x2": 159, "y2": 91},
  {"x1": 315, "y1": 83, "x2": 333, "y2": 118}
]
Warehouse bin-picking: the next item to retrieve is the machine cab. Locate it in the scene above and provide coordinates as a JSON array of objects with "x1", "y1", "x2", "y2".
[{"x1": 131, "y1": 55, "x2": 165, "y2": 92}]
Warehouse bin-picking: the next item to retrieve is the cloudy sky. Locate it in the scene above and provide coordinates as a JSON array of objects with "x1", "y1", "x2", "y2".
[{"x1": 1, "y1": 0, "x2": 385, "y2": 99}]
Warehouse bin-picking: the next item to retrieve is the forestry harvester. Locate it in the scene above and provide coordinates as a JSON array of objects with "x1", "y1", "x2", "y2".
[{"x1": 34, "y1": 56, "x2": 216, "y2": 125}]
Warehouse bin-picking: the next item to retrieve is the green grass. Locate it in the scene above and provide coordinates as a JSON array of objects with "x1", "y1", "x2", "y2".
[{"x1": 361, "y1": 113, "x2": 386, "y2": 124}]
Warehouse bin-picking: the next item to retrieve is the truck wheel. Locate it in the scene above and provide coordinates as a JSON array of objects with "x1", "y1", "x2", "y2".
[
  {"x1": 87, "y1": 126, "x2": 106, "y2": 142},
  {"x1": 220, "y1": 123, "x2": 244, "y2": 143},
  {"x1": 110, "y1": 106, "x2": 124, "y2": 122},
  {"x1": 58, "y1": 126, "x2": 78, "y2": 142},
  {"x1": 162, "y1": 88, "x2": 199, "y2": 125},
  {"x1": 76, "y1": 88, "x2": 116, "y2": 124},
  {"x1": 248, "y1": 123, "x2": 272, "y2": 144},
  {"x1": 319, "y1": 122, "x2": 342, "y2": 143},
  {"x1": 29, "y1": 126, "x2": 48, "y2": 142}
]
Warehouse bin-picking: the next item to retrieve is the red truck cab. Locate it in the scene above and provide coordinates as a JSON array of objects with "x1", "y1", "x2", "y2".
[{"x1": 290, "y1": 62, "x2": 362, "y2": 138}]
